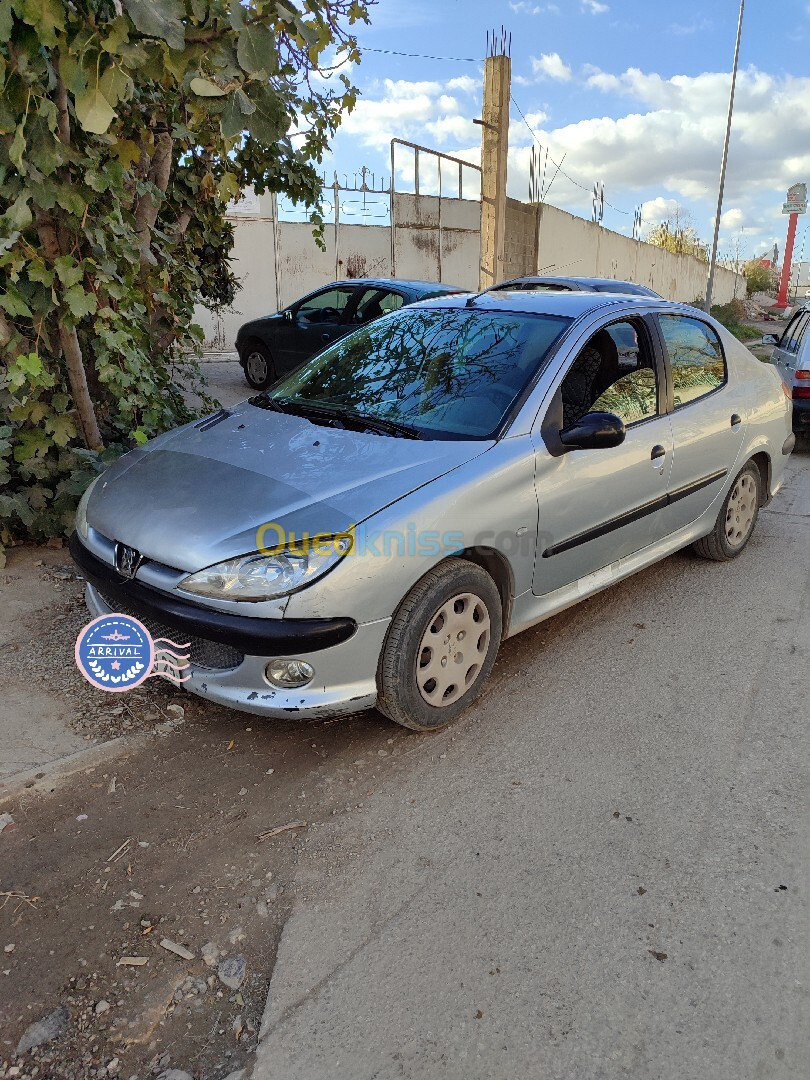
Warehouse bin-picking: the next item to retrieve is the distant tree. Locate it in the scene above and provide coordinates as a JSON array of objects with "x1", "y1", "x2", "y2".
[
  {"x1": 742, "y1": 260, "x2": 775, "y2": 297},
  {"x1": 0, "y1": 0, "x2": 371, "y2": 551},
  {"x1": 645, "y1": 221, "x2": 709, "y2": 262}
]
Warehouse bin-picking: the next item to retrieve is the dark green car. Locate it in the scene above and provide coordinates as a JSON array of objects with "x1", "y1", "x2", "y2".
[{"x1": 235, "y1": 278, "x2": 466, "y2": 390}]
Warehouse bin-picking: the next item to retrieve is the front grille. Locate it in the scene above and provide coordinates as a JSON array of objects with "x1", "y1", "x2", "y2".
[{"x1": 96, "y1": 591, "x2": 245, "y2": 672}]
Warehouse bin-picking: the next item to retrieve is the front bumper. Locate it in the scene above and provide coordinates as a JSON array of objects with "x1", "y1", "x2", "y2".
[
  {"x1": 84, "y1": 583, "x2": 387, "y2": 719},
  {"x1": 72, "y1": 534, "x2": 387, "y2": 719}
]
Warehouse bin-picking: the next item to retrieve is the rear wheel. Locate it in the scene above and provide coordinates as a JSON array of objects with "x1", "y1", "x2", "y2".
[
  {"x1": 241, "y1": 342, "x2": 276, "y2": 391},
  {"x1": 692, "y1": 460, "x2": 761, "y2": 561},
  {"x1": 377, "y1": 559, "x2": 502, "y2": 732}
]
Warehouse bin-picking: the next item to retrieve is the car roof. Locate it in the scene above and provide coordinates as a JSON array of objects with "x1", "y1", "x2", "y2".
[
  {"x1": 414, "y1": 289, "x2": 677, "y2": 319},
  {"x1": 330, "y1": 278, "x2": 466, "y2": 294},
  {"x1": 493, "y1": 275, "x2": 659, "y2": 295}
]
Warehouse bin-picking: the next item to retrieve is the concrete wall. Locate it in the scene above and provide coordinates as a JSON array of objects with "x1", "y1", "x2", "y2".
[
  {"x1": 391, "y1": 193, "x2": 480, "y2": 291},
  {"x1": 504, "y1": 198, "x2": 540, "y2": 280},
  {"x1": 195, "y1": 192, "x2": 743, "y2": 347},
  {"x1": 536, "y1": 203, "x2": 741, "y2": 305}
]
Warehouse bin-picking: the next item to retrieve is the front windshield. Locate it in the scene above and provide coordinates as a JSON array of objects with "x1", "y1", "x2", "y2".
[{"x1": 263, "y1": 306, "x2": 572, "y2": 440}]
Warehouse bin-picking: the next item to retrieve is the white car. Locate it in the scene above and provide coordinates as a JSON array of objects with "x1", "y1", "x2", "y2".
[{"x1": 764, "y1": 305, "x2": 810, "y2": 435}]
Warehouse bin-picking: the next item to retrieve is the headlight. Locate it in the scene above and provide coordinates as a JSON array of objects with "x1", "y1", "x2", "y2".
[
  {"x1": 76, "y1": 476, "x2": 100, "y2": 539},
  {"x1": 177, "y1": 536, "x2": 352, "y2": 602}
]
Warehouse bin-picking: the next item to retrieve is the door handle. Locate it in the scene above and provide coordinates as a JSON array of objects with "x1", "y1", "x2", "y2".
[
  {"x1": 321, "y1": 332, "x2": 331, "y2": 341},
  {"x1": 650, "y1": 444, "x2": 666, "y2": 462},
  {"x1": 730, "y1": 413, "x2": 741, "y2": 428}
]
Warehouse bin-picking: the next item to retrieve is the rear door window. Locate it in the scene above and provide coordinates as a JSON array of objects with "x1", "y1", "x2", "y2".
[
  {"x1": 778, "y1": 311, "x2": 808, "y2": 354},
  {"x1": 658, "y1": 314, "x2": 727, "y2": 407},
  {"x1": 351, "y1": 288, "x2": 405, "y2": 324}
]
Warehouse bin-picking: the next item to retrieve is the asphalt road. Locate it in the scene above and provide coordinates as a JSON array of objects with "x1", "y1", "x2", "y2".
[
  {"x1": 251, "y1": 448, "x2": 809, "y2": 1080},
  {"x1": 3, "y1": 354, "x2": 806, "y2": 1077}
]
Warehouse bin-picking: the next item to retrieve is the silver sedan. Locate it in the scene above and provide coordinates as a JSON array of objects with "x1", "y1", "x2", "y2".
[{"x1": 71, "y1": 291, "x2": 794, "y2": 730}]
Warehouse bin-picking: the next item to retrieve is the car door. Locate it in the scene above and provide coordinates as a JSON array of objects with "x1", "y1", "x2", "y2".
[
  {"x1": 656, "y1": 312, "x2": 747, "y2": 534},
  {"x1": 531, "y1": 314, "x2": 674, "y2": 596},
  {"x1": 274, "y1": 285, "x2": 358, "y2": 371},
  {"x1": 771, "y1": 310, "x2": 810, "y2": 384}
]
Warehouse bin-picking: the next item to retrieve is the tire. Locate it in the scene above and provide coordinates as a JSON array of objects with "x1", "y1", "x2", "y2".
[
  {"x1": 241, "y1": 341, "x2": 276, "y2": 391},
  {"x1": 692, "y1": 460, "x2": 761, "y2": 562},
  {"x1": 377, "y1": 558, "x2": 503, "y2": 732}
]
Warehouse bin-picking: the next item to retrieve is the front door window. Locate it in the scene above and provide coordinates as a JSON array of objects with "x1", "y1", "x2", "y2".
[
  {"x1": 560, "y1": 320, "x2": 659, "y2": 429},
  {"x1": 296, "y1": 287, "x2": 356, "y2": 324}
]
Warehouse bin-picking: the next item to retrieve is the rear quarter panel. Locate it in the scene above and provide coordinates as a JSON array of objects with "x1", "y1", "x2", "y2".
[{"x1": 719, "y1": 326, "x2": 792, "y2": 498}]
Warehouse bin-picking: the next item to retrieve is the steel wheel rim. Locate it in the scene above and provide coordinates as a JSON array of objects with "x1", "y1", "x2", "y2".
[
  {"x1": 416, "y1": 592, "x2": 491, "y2": 708},
  {"x1": 725, "y1": 473, "x2": 757, "y2": 548},
  {"x1": 246, "y1": 350, "x2": 268, "y2": 384}
]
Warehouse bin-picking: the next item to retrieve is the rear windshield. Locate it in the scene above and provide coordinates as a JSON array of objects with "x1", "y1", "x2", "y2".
[{"x1": 265, "y1": 306, "x2": 572, "y2": 440}]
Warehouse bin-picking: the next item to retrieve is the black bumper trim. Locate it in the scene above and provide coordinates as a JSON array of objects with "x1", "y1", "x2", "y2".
[{"x1": 69, "y1": 533, "x2": 357, "y2": 657}]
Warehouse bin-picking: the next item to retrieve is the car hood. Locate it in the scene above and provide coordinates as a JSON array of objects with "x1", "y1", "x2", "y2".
[
  {"x1": 87, "y1": 401, "x2": 489, "y2": 572},
  {"x1": 236, "y1": 313, "x2": 282, "y2": 341}
]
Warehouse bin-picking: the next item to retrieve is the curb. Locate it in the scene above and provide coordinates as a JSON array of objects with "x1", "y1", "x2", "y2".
[{"x1": 0, "y1": 734, "x2": 147, "y2": 805}]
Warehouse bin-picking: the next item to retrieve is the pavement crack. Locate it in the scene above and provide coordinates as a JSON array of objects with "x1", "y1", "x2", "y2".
[{"x1": 259, "y1": 880, "x2": 430, "y2": 1039}]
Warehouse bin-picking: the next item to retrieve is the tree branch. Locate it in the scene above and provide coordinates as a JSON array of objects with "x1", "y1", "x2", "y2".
[
  {"x1": 53, "y1": 52, "x2": 70, "y2": 146},
  {"x1": 134, "y1": 131, "x2": 173, "y2": 264},
  {"x1": 35, "y1": 208, "x2": 103, "y2": 450}
]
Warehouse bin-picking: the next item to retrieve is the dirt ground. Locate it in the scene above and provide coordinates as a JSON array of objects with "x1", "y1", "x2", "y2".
[{"x1": 0, "y1": 545, "x2": 431, "y2": 1078}]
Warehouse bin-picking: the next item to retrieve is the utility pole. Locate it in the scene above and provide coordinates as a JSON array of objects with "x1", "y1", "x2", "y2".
[
  {"x1": 704, "y1": 0, "x2": 744, "y2": 312},
  {"x1": 478, "y1": 29, "x2": 511, "y2": 290}
]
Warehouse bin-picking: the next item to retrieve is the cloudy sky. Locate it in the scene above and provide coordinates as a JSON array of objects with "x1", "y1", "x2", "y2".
[{"x1": 309, "y1": 0, "x2": 810, "y2": 263}]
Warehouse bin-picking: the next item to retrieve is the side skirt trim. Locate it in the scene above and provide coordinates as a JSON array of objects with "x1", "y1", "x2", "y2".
[{"x1": 542, "y1": 468, "x2": 728, "y2": 558}]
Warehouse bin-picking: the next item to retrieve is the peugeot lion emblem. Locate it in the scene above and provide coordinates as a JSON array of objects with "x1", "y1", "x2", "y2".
[{"x1": 115, "y1": 542, "x2": 142, "y2": 580}]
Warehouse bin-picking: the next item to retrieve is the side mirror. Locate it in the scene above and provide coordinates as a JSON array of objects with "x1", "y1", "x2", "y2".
[
  {"x1": 560, "y1": 411, "x2": 626, "y2": 451},
  {"x1": 283, "y1": 309, "x2": 294, "y2": 322},
  {"x1": 761, "y1": 334, "x2": 779, "y2": 346}
]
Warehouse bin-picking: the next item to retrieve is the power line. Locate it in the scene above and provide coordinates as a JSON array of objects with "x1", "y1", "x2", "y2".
[
  {"x1": 360, "y1": 46, "x2": 481, "y2": 63},
  {"x1": 511, "y1": 91, "x2": 661, "y2": 232}
]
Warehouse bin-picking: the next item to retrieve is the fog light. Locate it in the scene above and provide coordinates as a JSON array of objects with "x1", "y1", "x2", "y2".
[{"x1": 265, "y1": 659, "x2": 314, "y2": 689}]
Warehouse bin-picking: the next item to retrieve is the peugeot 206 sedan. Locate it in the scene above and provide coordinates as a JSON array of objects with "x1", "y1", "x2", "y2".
[{"x1": 70, "y1": 291, "x2": 794, "y2": 731}]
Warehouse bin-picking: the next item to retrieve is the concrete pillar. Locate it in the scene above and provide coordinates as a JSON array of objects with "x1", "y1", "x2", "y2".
[{"x1": 479, "y1": 53, "x2": 510, "y2": 290}]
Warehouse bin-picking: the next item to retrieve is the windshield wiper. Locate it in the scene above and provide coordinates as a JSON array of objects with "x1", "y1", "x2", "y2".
[
  {"x1": 250, "y1": 395, "x2": 421, "y2": 439},
  {"x1": 248, "y1": 394, "x2": 295, "y2": 413},
  {"x1": 339, "y1": 411, "x2": 422, "y2": 440}
]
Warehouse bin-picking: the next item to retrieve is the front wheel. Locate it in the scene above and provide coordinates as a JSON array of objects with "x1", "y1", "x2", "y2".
[
  {"x1": 692, "y1": 460, "x2": 761, "y2": 561},
  {"x1": 241, "y1": 342, "x2": 276, "y2": 391},
  {"x1": 378, "y1": 558, "x2": 502, "y2": 732}
]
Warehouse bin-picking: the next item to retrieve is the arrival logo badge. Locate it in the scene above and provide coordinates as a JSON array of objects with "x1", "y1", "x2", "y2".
[{"x1": 75, "y1": 614, "x2": 191, "y2": 692}]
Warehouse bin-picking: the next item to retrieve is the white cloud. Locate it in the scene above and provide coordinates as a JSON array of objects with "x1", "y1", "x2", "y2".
[
  {"x1": 446, "y1": 75, "x2": 478, "y2": 95},
  {"x1": 425, "y1": 115, "x2": 479, "y2": 144},
  {"x1": 640, "y1": 197, "x2": 683, "y2": 226},
  {"x1": 720, "y1": 207, "x2": 746, "y2": 231},
  {"x1": 340, "y1": 76, "x2": 482, "y2": 153},
  {"x1": 531, "y1": 52, "x2": 573, "y2": 81},
  {"x1": 503, "y1": 65, "x2": 810, "y2": 248},
  {"x1": 509, "y1": 110, "x2": 549, "y2": 146},
  {"x1": 581, "y1": 0, "x2": 609, "y2": 13},
  {"x1": 668, "y1": 18, "x2": 712, "y2": 36},
  {"x1": 509, "y1": 2, "x2": 560, "y2": 13}
]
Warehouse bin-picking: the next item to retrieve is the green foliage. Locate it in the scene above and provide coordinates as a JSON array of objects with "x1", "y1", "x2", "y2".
[
  {"x1": 742, "y1": 259, "x2": 774, "y2": 297},
  {"x1": 710, "y1": 300, "x2": 761, "y2": 342},
  {"x1": 0, "y1": 0, "x2": 370, "y2": 549}
]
